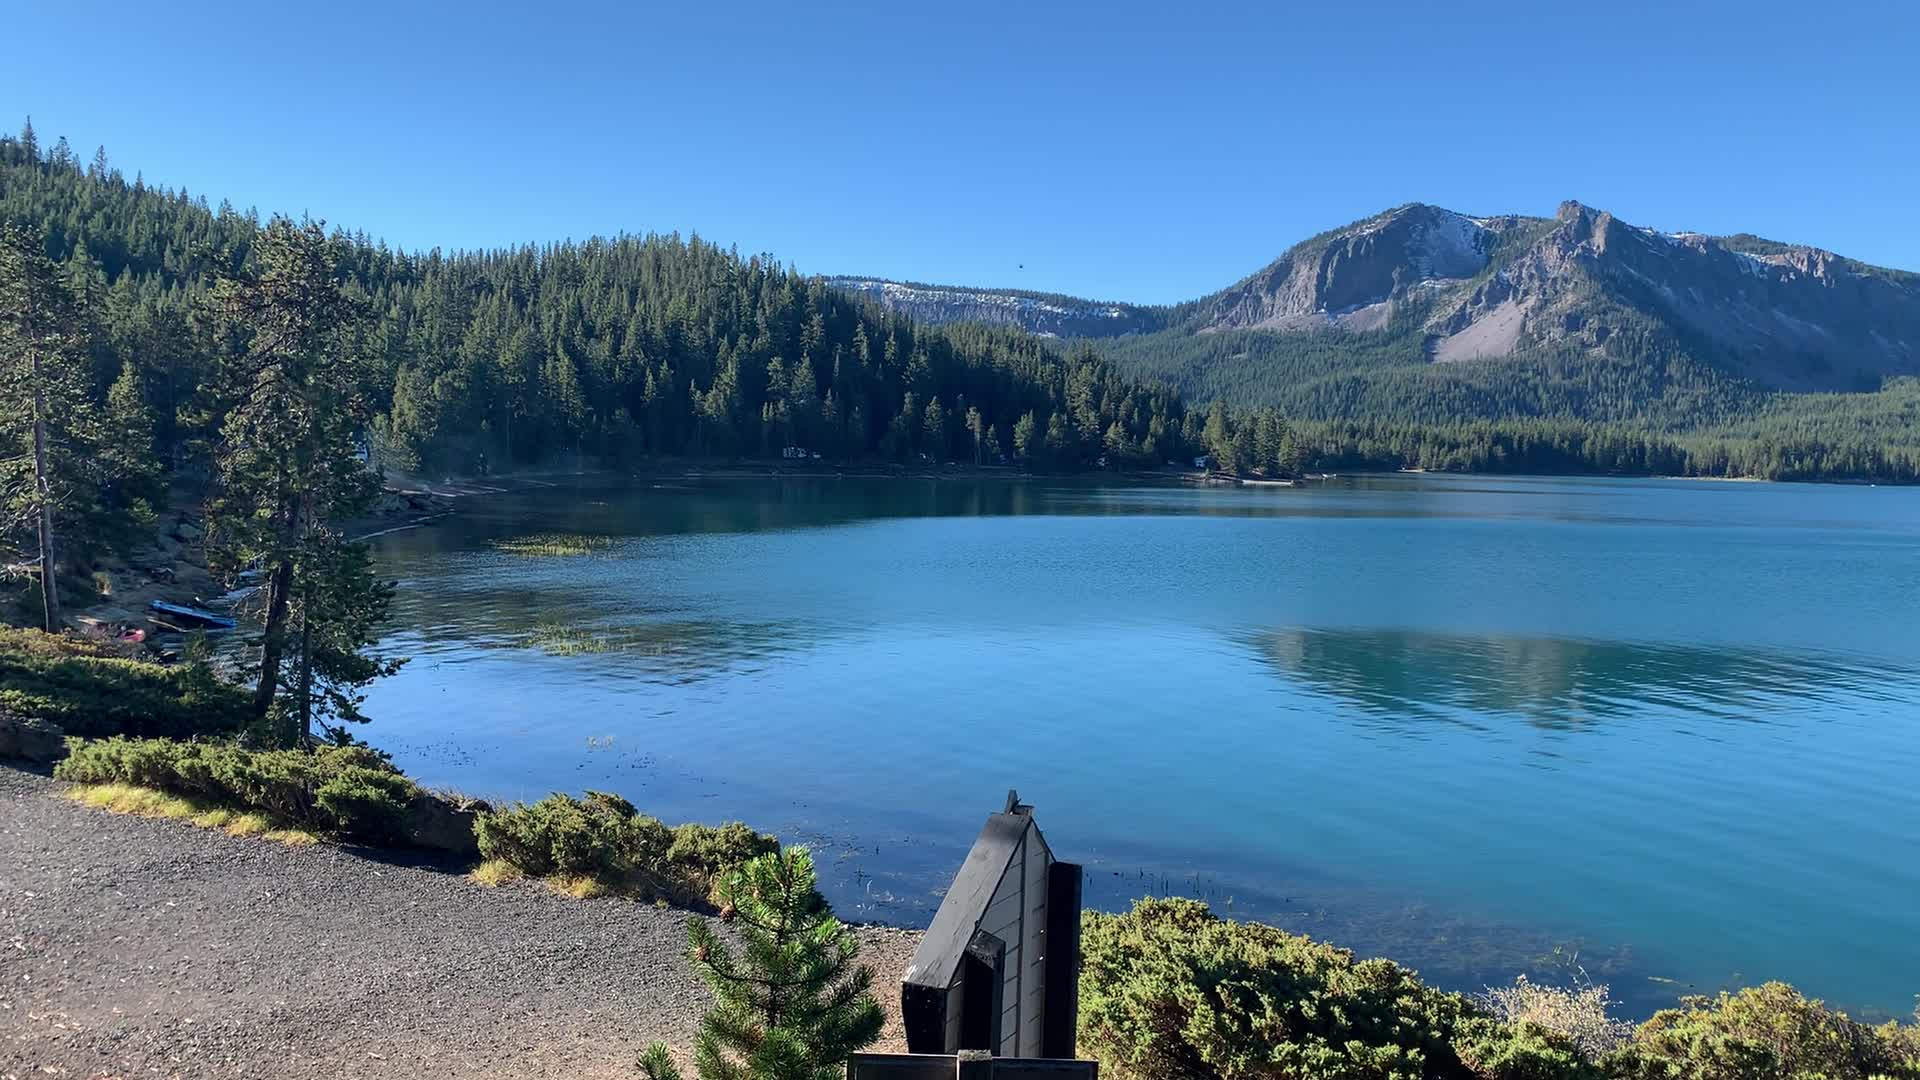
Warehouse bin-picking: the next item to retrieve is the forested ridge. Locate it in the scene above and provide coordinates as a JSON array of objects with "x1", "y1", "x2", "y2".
[
  {"x1": 5, "y1": 119, "x2": 1920, "y2": 483},
  {"x1": 0, "y1": 121, "x2": 1188, "y2": 478}
]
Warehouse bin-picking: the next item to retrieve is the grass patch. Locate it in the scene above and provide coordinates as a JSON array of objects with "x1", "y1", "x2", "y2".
[
  {"x1": 72, "y1": 781, "x2": 197, "y2": 818},
  {"x1": 264, "y1": 828, "x2": 322, "y2": 846},
  {"x1": 223, "y1": 812, "x2": 272, "y2": 837},
  {"x1": 469, "y1": 858, "x2": 525, "y2": 887},
  {"x1": 65, "y1": 783, "x2": 317, "y2": 847},
  {"x1": 549, "y1": 873, "x2": 610, "y2": 900},
  {"x1": 491, "y1": 533, "x2": 613, "y2": 557}
]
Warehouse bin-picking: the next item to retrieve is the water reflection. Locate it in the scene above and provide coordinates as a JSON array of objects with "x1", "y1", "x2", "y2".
[{"x1": 1246, "y1": 628, "x2": 1902, "y2": 731}]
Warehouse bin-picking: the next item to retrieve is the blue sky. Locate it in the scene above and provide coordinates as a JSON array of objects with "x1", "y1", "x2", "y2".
[{"x1": 6, "y1": 0, "x2": 1916, "y2": 303}]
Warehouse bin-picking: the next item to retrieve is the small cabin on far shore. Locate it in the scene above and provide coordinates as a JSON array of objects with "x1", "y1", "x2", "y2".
[{"x1": 900, "y1": 793, "x2": 1083, "y2": 1059}]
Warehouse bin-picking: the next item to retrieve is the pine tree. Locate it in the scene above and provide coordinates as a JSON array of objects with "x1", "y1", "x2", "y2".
[
  {"x1": 922, "y1": 397, "x2": 947, "y2": 461},
  {"x1": 1044, "y1": 410, "x2": 1074, "y2": 464},
  {"x1": 287, "y1": 530, "x2": 403, "y2": 744},
  {"x1": 638, "y1": 848, "x2": 883, "y2": 1080},
  {"x1": 0, "y1": 223, "x2": 103, "y2": 630},
  {"x1": 102, "y1": 359, "x2": 164, "y2": 529},
  {"x1": 1013, "y1": 410, "x2": 1038, "y2": 461},
  {"x1": 203, "y1": 217, "x2": 382, "y2": 742}
]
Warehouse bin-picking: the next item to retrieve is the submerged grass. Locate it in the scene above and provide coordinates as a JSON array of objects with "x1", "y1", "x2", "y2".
[
  {"x1": 524, "y1": 623, "x2": 618, "y2": 656},
  {"x1": 66, "y1": 783, "x2": 318, "y2": 847},
  {"x1": 491, "y1": 533, "x2": 613, "y2": 558}
]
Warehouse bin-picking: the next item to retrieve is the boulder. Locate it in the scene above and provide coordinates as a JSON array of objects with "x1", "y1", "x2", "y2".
[
  {"x1": 0, "y1": 713, "x2": 67, "y2": 763},
  {"x1": 403, "y1": 793, "x2": 486, "y2": 856}
]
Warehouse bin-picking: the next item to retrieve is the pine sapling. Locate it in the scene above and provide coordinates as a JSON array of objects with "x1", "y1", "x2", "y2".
[{"x1": 639, "y1": 847, "x2": 884, "y2": 1080}]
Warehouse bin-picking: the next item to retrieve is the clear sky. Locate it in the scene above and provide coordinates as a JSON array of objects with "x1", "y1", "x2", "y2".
[{"x1": 6, "y1": 0, "x2": 1916, "y2": 304}]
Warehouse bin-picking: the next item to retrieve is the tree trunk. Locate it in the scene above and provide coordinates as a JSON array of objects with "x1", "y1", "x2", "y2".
[
  {"x1": 252, "y1": 554, "x2": 294, "y2": 736},
  {"x1": 298, "y1": 582, "x2": 314, "y2": 745},
  {"x1": 30, "y1": 343, "x2": 59, "y2": 632}
]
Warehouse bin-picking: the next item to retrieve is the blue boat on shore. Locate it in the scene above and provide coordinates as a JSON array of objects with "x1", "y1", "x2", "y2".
[{"x1": 148, "y1": 600, "x2": 238, "y2": 632}]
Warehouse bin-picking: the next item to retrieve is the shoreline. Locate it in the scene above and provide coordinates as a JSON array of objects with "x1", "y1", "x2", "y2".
[{"x1": 480, "y1": 455, "x2": 1911, "y2": 490}]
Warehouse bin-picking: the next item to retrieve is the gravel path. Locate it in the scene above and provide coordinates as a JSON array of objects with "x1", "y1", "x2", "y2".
[{"x1": 0, "y1": 766, "x2": 921, "y2": 1079}]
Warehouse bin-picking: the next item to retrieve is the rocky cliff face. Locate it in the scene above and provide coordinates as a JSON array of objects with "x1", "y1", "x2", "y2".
[
  {"x1": 831, "y1": 202, "x2": 1920, "y2": 392},
  {"x1": 1194, "y1": 204, "x2": 1509, "y2": 333},
  {"x1": 1420, "y1": 201, "x2": 1920, "y2": 388}
]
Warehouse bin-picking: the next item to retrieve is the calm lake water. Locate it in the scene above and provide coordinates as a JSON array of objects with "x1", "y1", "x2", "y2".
[{"x1": 361, "y1": 473, "x2": 1920, "y2": 1018}]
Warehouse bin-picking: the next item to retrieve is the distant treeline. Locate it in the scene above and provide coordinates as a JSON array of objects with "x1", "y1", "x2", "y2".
[{"x1": 1292, "y1": 417, "x2": 1920, "y2": 483}]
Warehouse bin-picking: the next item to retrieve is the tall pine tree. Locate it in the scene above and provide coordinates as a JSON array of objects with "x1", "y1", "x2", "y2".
[
  {"x1": 0, "y1": 223, "x2": 104, "y2": 630},
  {"x1": 204, "y1": 217, "x2": 383, "y2": 742}
]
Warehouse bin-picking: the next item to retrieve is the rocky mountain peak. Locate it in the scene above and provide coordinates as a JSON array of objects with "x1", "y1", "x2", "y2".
[
  {"x1": 827, "y1": 200, "x2": 1920, "y2": 395},
  {"x1": 1193, "y1": 204, "x2": 1495, "y2": 333}
]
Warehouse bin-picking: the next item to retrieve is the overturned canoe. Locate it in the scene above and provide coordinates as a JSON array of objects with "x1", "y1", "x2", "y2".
[{"x1": 148, "y1": 600, "x2": 238, "y2": 631}]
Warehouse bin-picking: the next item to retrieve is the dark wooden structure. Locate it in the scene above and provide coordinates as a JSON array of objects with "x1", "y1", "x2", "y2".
[
  {"x1": 849, "y1": 1053, "x2": 1097, "y2": 1079},
  {"x1": 901, "y1": 792, "x2": 1084, "y2": 1058}
]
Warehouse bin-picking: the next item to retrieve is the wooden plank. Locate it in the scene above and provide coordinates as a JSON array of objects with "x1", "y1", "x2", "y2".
[{"x1": 1041, "y1": 862, "x2": 1084, "y2": 1059}]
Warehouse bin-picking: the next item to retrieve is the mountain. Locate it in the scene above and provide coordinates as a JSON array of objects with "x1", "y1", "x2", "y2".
[
  {"x1": 832, "y1": 202, "x2": 1920, "y2": 417},
  {"x1": 824, "y1": 277, "x2": 1166, "y2": 338}
]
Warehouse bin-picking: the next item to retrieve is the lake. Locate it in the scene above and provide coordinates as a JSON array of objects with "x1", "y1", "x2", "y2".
[{"x1": 360, "y1": 472, "x2": 1920, "y2": 1018}]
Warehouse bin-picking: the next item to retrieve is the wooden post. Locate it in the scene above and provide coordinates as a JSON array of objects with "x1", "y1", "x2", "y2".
[{"x1": 1042, "y1": 862, "x2": 1084, "y2": 1058}]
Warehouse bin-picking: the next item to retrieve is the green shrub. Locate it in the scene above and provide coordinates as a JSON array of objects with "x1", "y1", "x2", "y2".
[
  {"x1": 1458, "y1": 1019, "x2": 1605, "y2": 1080},
  {"x1": 1603, "y1": 983, "x2": 1920, "y2": 1080},
  {"x1": 54, "y1": 735, "x2": 422, "y2": 844},
  {"x1": 667, "y1": 821, "x2": 779, "y2": 879},
  {"x1": 474, "y1": 791, "x2": 671, "y2": 878},
  {"x1": 1885, "y1": 1015, "x2": 1920, "y2": 1075},
  {"x1": 166, "y1": 743, "x2": 227, "y2": 799},
  {"x1": 475, "y1": 793, "x2": 775, "y2": 900},
  {"x1": 476, "y1": 794, "x2": 591, "y2": 876},
  {"x1": 54, "y1": 735, "x2": 187, "y2": 788},
  {"x1": 315, "y1": 766, "x2": 414, "y2": 843},
  {"x1": 208, "y1": 748, "x2": 322, "y2": 822},
  {"x1": 0, "y1": 627, "x2": 250, "y2": 739},
  {"x1": 316, "y1": 744, "x2": 400, "y2": 775},
  {"x1": 1078, "y1": 897, "x2": 1597, "y2": 1080}
]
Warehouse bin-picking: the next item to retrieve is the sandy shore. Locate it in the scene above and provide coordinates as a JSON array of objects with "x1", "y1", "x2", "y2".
[{"x1": 0, "y1": 766, "x2": 921, "y2": 1079}]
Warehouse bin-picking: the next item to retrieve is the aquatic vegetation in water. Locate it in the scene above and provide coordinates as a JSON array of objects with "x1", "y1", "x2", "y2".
[
  {"x1": 524, "y1": 623, "x2": 617, "y2": 655},
  {"x1": 491, "y1": 533, "x2": 614, "y2": 557}
]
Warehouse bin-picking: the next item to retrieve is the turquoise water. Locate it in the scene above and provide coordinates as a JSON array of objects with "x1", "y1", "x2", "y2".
[{"x1": 361, "y1": 473, "x2": 1920, "y2": 1017}]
